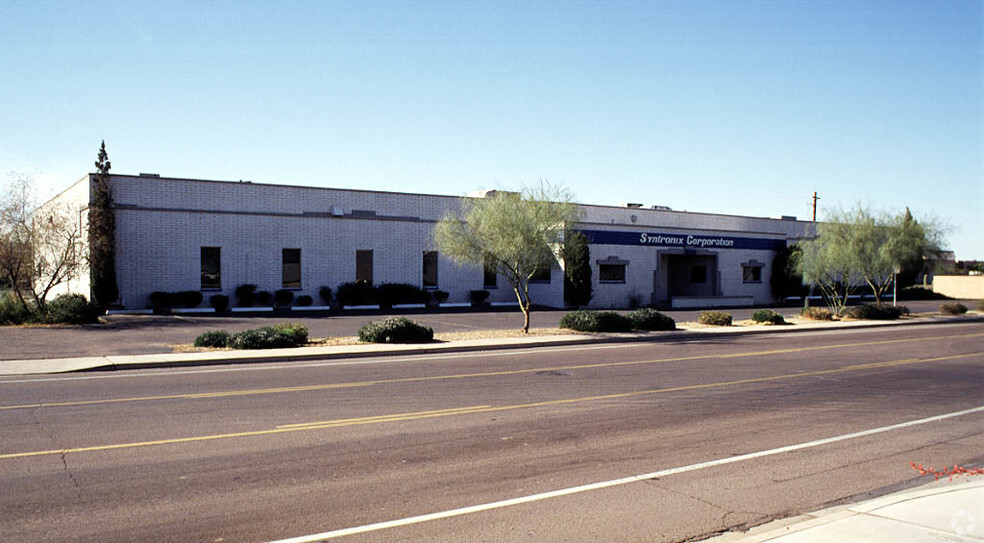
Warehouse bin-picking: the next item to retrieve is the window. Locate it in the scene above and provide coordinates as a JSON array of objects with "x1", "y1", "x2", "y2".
[
  {"x1": 356, "y1": 250, "x2": 373, "y2": 283},
  {"x1": 742, "y1": 265, "x2": 763, "y2": 283},
  {"x1": 690, "y1": 265, "x2": 707, "y2": 284},
  {"x1": 530, "y1": 267, "x2": 551, "y2": 283},
  {"x1": 599, "y1": 263, "x2": 626, "y2": 283},
  {"x1": 282, "y1": 248, "x2": 301, "y2": 288},
  {"x1": 483, "y1": 258, "x2": 497, "y2": 288},
  {"x1": 422, "y1": 251, "x2": 438, "y2": 288},
  {"x1": 200, "y1": 247, "x2": 221, "y2": 290}
]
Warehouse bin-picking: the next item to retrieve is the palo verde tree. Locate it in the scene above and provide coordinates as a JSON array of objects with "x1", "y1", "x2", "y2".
[
  {"x1": 433, "y1": 182, "x2": 583, "y2": 333},
  {"x1": 89, "y1": 140, "x2": 118, "y2": 310},
  {"x1": 0, "y1": 173, "x2": 86, "y2": 311}
]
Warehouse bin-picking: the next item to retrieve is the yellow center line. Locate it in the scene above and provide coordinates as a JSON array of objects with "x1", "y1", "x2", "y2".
[
  {"x1": 2, "y1": 350, "x2": 981, "y2": 461},
  {"x1": 2, "y1": 331, "x2": 982, "y2": 413}
]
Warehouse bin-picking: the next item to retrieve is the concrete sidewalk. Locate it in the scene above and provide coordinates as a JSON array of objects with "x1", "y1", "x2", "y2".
[
  {"x1": 713, "y1": 476, "x2": 984, "y2": 542},
  {"x1": 1, "y1": 313, "x2": 980, "y2": 376}
]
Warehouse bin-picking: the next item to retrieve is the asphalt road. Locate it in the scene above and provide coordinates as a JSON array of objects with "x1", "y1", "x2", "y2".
[
  {"x1": 1, "y1": 321, "x2": 982, "y2": 542},
  {"x1": 0, "y1": 299, "x2": 971, "y2": 360}
]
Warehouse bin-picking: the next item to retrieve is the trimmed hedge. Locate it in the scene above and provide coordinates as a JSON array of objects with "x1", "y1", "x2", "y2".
[
  {"x1": 845, "y1": 304, "x2": 908, "y2": 320},
  {"x1": 274, "y1": 289, "x2": 294, "y2": 308},
  {"x1": 939, "y1": 302, "x2": 968, "y2": 315},
  {"x1": 318, "y1": 286, "x2": 333, "y2": 306},
  {"x1": 559, "y1": 310, "x2": 633, "y2": 332},
  {"x1": 626, "y1": 308, "x2": 676, "y2": 331},
  {"x1": 234, "y1": 284, "x2": 258, "y2": 307},
  {"x1": 194, "y1": 330, "x2": 231, "y2": 348},
  {"x1": 203, "y1": 323, "x2": 310, "y2": 350},
  {"x1": 336, "y1": 281, "x2": 378, "y2": 306},
  {"x1": 358, "y1": 317, "x2": 434, "y2": 343},
  {"x1": 801, "y1": 306, "x2": 833, "y2": 321},
  {"x1": 470, "y1": 290, "x2": 490, "y2": 307},
  {"x1": 210, "y1": 294, "x2": 229, "y2": 312},
  {"x1": 751, "y1": 309, "x2": 785, "y2": 325},
  {"x1": 377, "y1": 283, "x2": 429, "y2": 308},
  {"x1": 433, "y1": 290, "x2": 450, "y2": 304},
  {"x1": 698, "y1": 311, "x2": 733, "y2": 326},
  {"x1": 255, "y1": 291, "x2": 273, "y2": 307},
  {"x1": 296, "y1": 295, "x2": 313, "y2": 307}
]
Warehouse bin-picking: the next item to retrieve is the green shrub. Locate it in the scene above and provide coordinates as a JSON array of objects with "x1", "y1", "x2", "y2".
[
  {"x1": 358, "y1": 317, "x2": 434, "y2": 343},
  {"x1": 149, "y1": 291, "x2": 173, "y2": 313},
  {"x1": 194, "y1": 330, "x2": 230, "y2": 348},
  {"x1": 751, "y1": 309, "x2": 785, "y2": 325},
  {"x1": 698, "y1": 311, "x2": 733, "y2": 326},
  {"x1": 801, "y1": 306, "x2": 833, "y2": 320},
  {"x1": 0, "y1": 292, "x2": 34, "y2": 325},
  {"x1": 626, "y1": 308, "x2": 676, "y2": 331},
  {"x1": 470, "y1": 290, "x2": 490, "y2": 306},
  {"x1": 255, "y1": 291, "x2": 273, "y2": 307},
  {"x1": 559, "y1": 310, "x2": 633, "y2": 332},
  {"x1": 296, "y1": 295, "x2": 313, "y2": 306},
  {"x1": 318, "y1": 286, "x2": 332, "y2": 306},
  {"x1": 433, "y1": 290, "x2": 450, "y2": 304},
  {"x1": 939, "y1": 302, "x2": 968, "y2": 315},
  {"x1": 274, "y1": 289, "x2": 294, "y2": 308},
  {"x1": 210, "y1": 294, "x2": 229, "y2": 312},
  {"x1": 228, "y1": 323, "x2": 309, "y2": 349},
  {"x1": 234, "y1": 284, "x2": 257, "y2": 307},
  {"x1": 845, "y1": 304, "x2": 907, "y2": 320},
  {"x1": 44, "y1": 294, "x2": 100, "y2": 324},
  {"x1": 336, "y1": 281, "x2": 378, "y2": 306},
  {"x1": 175, "y1": 291, "x2": 203, "y2": 308},
  {"x1": 377, "y1": 283, "x2": 429, "y2": 308}
]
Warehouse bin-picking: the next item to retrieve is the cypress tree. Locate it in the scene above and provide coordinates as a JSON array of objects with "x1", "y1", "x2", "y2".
[
  {"x1": 563, "y1": 230, "x2": 592, "y2": 308},
  {"x1": 89, "y1": 140, "x2": 118, "y2": 310}
]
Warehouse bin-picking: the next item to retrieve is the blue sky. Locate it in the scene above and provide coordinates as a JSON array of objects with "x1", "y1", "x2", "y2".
[{"x1": 2, "y1": 1, "x2": 981, "y2": 257}]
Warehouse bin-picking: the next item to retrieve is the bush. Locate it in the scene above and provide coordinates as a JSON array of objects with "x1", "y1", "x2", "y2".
[
  {"x1": 235, "y1": 284, "x2": 258, "y2": 307},
  {"x1": 210, "y1": 294, "x2": 229, "y2": 312},
  {"x1": 470, "y1": 290, "x2": 490, "y2": 307},
  {"x1": 44, "y1": 294, "x2": 100, "y2": 324},
  {"x1": 318, "y1": 286, "x2": 332, "y2": 306},
  {"x1": 801, "y1": 306, "x2": 833, "y2": 321},
  {"x1": 194, "y1": 330, "x2": 230, "y2": 348},
  {"x1": 0, "y1": 292, "x2": 33, "y2": 325},
  {"x1": 274, "y1": 289, "x2": 294, "y2": 309},
  {"x1": 698, "y1": 311, "x2": 733, "y2": 326},
  {"x1": 358, "y1": 317, "x2": 434, "y2": 343},
  {"x1": 255, "y1": 291, "x2": 273, "y2": 307},
  {"x1": 296, "y1": 295, "x2": 313, "y2": 307},
  {"x1": 626, "y1": 308, "x2": 676, "y2": 331},
  {"x1": 433, "y1": 290, "x2": 450, "y2": 304},
  {"x1": 176, "y1": 291, "x2": 203, "y2": 308},
  {"x1": 559, "y1": 310, "x2": 633, "y2": 332},
  {"x1": 228, "y1": 323, "x2": 308, "y2": 350},
  {"x1": 751, "y1": 309, "x2": 785, "y2": 325},
  {"x1": 149, "y1": 291, "x2": 173, "y2": 313},
  {"x1": 336, "y1": 281, "x2": 378, "y2": 306},
  {"x1": 377, "y1": 283, "x2": 429, "y2": 308},
  {"x1": 845, "y1": 304, "x2": 907, "y2": 320},
  {"x1": 939, "y1": 302, "x2": 968, "y2": 315},
  {"x1": 978, "y1": 300, "x2": 984, "y2": 312}
]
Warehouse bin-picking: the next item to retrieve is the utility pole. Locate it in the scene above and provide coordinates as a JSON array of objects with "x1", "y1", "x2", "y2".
[{"x1": 811, "y1": 191, "x2": 820, "y2": 222}]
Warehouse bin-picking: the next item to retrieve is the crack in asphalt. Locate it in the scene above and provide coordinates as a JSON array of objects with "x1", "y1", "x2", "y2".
[{"x1": 31, "y1": 403, "x2": 82, "y2": 501}]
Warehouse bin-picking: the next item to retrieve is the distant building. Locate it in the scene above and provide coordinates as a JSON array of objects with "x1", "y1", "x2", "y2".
[{"x1": 44, "y1": 173, "x2": 815, "y2": 310}]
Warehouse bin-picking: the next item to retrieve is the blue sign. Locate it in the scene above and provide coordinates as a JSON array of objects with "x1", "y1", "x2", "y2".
[{"x1": 576, "y1": 229, "x2": 785, "y2": 251}]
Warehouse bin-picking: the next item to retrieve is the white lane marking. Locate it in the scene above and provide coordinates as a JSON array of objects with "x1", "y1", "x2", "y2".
[{"x1": 269, "y1": 405, "x2": 984, "y2": 542}]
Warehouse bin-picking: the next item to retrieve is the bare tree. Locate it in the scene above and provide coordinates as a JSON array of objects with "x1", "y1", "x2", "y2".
[{"x1": 0, "y1": 174, "x2": 85, "y2": 311}]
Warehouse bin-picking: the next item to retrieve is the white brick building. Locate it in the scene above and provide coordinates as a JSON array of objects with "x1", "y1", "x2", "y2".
[{"x1": 45, "y1": 174, "x2": 815, "y2": 310}]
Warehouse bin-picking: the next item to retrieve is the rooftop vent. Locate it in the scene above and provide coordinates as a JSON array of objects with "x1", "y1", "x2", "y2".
[
  {"x1": 781, "y1": 215, "x2": 797, "y2": 221},
  {"x1": 138, "y1": 173, "x2": 160, "y2": 178},
  {"x1": 623, "y1": 203, "x2": 643, "y2": 208},
  {"x1": 651, "y1": 205, "x2": 672, "y2": 211}
]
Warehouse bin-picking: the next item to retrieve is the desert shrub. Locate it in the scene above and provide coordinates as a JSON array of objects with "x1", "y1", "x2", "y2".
[
  {"x1": 44, "y1": 294, "x2": 100, "y2": 324},
  {"x1": 194, "y1": 330, "x2": 230, "y2": 348},
  {"x1": 255, "y1": 291, "x2": 273, "y2": 307},
  {"x1": 228, "y1": 323, "x2": 308, "y2": 350},
  {"x1": 801, "y1": 306, "x2": 833, "y2": 320},
  {"x1": 234, "y1": 284, "x2": 257, "y2": 307},
  {"x1": 210, "y1": 294, "x2": 229, "y2": 312},
  {"x1": 318, "y1": 286, "x2": 332, "y2": 306},
  {"x1": 845, "y1": 304, "x2": 907, "y2": 320},
  {"x1": 626, "y1": 308, "x2": 676, "y2": 331},
  {"x1": 433, "y1": 290, "x2": 450, "y2": 304},
  {"x1": 470, "y1": 290, "x2": 490, "y2": 307},
  {"x1": 274, "y1": 289, "x2": 294, "y2": 308},
  {"x1": 698, "y1": 311, "x2": 733, "y2": 326},
  {"x1": 336, "y1": 281, "x2": 378, "y2": 306},
  {"x1": 358, "y1": 317, "x2": 434, "y2": 343},
  {"x1": 0, "y1": 292, "x2": 33, "y2": 325},
  {"x1": 939, "y1": 302, "x2": 968, "y2": 315},
  {"x1": 751, "y1": 309, "x2": 785, "y2": 325},
  {"x1": 296, "y1": 295, "x2": 313, "y2": 307},
  {"x1": 559, "y1": 310, "x2": 633, "y2": 332},
  {"x1": 149, "y1": 291, "x2": 173, "y2": 313},
  {"x1": 377, "y1": 283, "x2": 428, "y2": 308}
]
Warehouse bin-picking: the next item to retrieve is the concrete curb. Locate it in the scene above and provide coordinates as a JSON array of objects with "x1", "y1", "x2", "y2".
[{"x1": 1, "y1": 314, "x2": 981, "y2": 376}]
